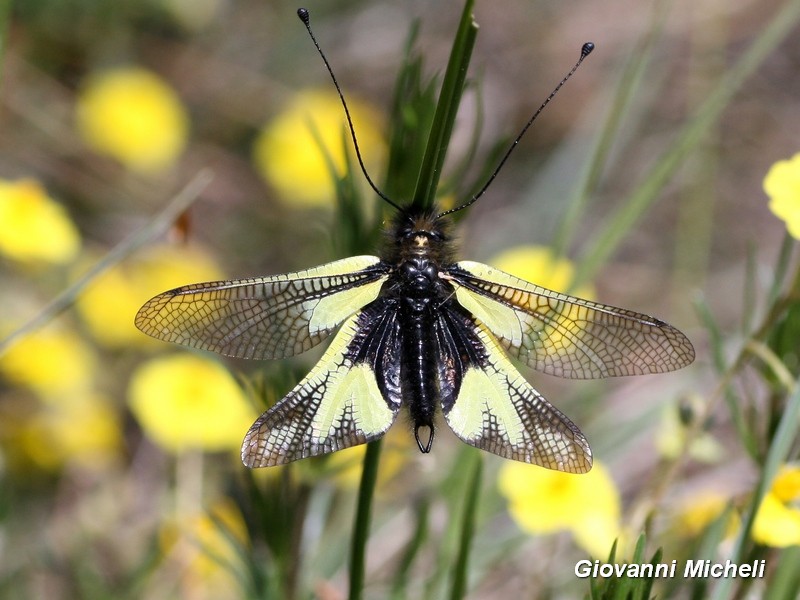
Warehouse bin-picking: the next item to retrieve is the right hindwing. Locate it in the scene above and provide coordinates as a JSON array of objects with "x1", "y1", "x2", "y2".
[
  {"x1": 435, "y1": 304, "x2": 592, "y2": 473},
  {"x1": 135, "y1": 256, "x2": 390, "y2": 359}
]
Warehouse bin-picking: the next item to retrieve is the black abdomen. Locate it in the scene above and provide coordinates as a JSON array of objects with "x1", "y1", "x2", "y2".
[{"x1": 400, "y1": 297, "x2": 439, "y2": 452}]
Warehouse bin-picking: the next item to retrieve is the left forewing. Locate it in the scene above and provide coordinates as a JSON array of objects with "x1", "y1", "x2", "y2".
[
  {"x1": 447, "y1": 261, "x2": 694, "y2": 379},
  {"x1": 242, "y1": 300, "x2": 401, "y2": 467},
  {"x1": 135, "y1": 256, "x2": 388, "y2": 360}
]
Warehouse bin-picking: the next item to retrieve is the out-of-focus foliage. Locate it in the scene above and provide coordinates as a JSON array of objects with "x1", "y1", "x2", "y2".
[{"x1": 2, "y1": 0, "x2": 800, "y2": 599}]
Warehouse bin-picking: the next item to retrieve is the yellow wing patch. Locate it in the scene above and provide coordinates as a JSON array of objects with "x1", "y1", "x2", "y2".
[
  {"x1": 447, "y1": 368, "x2": 524, "y2": 445},
  {"x1": 443, "y1": 323, "x2": 592, "y2": 474},
  {"x1": 135, "y1": 255, "x2": 387, "y2": 359},
  {"x1": 242, "y1": 312, "x2": 399, "y2": 467},
  {"x1": 450, "y1": 261, "x2": 694, "y2": 379}
]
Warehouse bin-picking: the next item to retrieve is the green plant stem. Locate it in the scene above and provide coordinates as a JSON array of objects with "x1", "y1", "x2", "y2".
[
  {"x1": 449, "y1": 450, "x2": 483, "y2": 600},
  {"x1": 348, "y1": 438, "x2": 383, "y2": 600},
  {"x1": 573, "y1": 0, "x2": 800, "y2": 287},
  {"x1": 411, "y1": 0, "x2": 477, "y2": 211},
  {"x1": 0, "y1": 170, "x2": 213, "y2": 356}
]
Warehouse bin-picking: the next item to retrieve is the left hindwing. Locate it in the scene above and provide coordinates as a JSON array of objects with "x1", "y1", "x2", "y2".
[
  {"x1": 436, "y1": 305, "x2": 592, "y2": 473},
  {"x1": 242, "y1": 298, "x2": 402, "y2": 467},
  {"x1": 446, "y1": 261, "x2": 695, "y2": 379}
]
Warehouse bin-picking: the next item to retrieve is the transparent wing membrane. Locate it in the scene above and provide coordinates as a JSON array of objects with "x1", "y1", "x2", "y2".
[
  {"x1": 135, "y1": 256, "x2": 388, "y2": 359},
  {"x1": 450, "y1": 261, "x2": 695, "y2": 379},
  {"x1": 439, "y1": 316, "x2": 592, "y2": 473},
  {"x1": 242, "y1": 305, "x2": 401, "y2": 467}
]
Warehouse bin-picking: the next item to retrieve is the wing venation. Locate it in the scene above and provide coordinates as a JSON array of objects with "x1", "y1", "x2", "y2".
[
  {"x1": 438, "y1": 309, "x2": 592, "y2": 473},
  {"x1": 135, "y1": 256, "x2": 388, "y2": 359},
  {"x1": 449, "y1": 261, "x2": 694, "y2": 379},
  {"x1": 242, "y1": 301, "x2": 402, "y2": 467}
]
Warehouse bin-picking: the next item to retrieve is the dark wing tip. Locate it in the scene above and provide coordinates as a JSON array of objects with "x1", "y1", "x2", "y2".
[{"x1": 241, "y1": 420, "x2": 274, "y2": 468}]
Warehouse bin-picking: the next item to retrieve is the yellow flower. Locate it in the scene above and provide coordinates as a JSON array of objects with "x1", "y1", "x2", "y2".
[
  {"x1": 76, "y1": 67, "x2": 189, "y2": 174},
  {"x1": 489, "y1": 245, "x2": 595, "y2": 300},
  {"x1": 75, "y1": 244, "x2": 223, "y2": 348},
  {"x1": 253, "y1": 89, "x2": 384, "y2": 208},
  {"x1": 498, "y1": 460, "x2": 621, "y2": 557},
  {"x1": 160, "y1": 498, "x2": 249, "y2": 600},
  {"x1": 0, "y1": 326, "x2": 96, "y2": 400},
  {"x1": 764, "y1": 153, "x2": 800, "y2": 239},
  {"x1": 128, "y1": 354, "x2": 256, "y2": 453},
  {"x1": 0, "y1": 178, "x2": 80, "y2": 264},
  {"x1": 673, "y1": 492, "x2": 739, "y2": 539},
  {"x1": 19, "y1": 393, "x2": 122, "y2": 471},
  {"x1": 753, "y1": 464, "x2": 800, "y2": 547}
]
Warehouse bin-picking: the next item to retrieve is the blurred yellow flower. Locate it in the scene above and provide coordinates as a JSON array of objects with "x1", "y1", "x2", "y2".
[
  {"x1": 753, "y1": 464, "x2": 800, "y2": 547},
  {"x1": 673, "y1": 492, "x2": 738, "y2": 539},
  {"x1": 253, "y1": 89, "x2": 384, "y2": 208},
  {"x1": 0, "y1": 178, "x2": 80, "y2": 264},
  {"x1": 489, "y1": 245, "x2": 595, "y2": 300},
  {"x1": 19, "y1": 393, "x2": 121, "y2": 472},
  {"x1": 75, "y1": 244, "x2": 222, "y2": 348},
  {"x1": 128, "y1": 354, "x2": 256, "y2": 453},
  {"x1": 764, "y1": 152, "x2": 800, "y2": 239},
  {"x1": 0, "y1": 326, "x2": 96, "y2": 400},
  {"x1": 160, "y1": 498, "x2": 248, "y2": 600},
  {"x1": 76, "y1": 67, "x2": 189, "y2": 174},
  {"x1": 498, "y1": 460, "x2": 621, "y2": 557}
]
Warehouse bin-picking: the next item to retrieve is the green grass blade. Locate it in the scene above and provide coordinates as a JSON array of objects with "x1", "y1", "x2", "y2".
[
  {"x1": 573, "y1": 0, "x2": 800, "y2": 287},
  {"x1": 348, "y1": 438, "x2": 383, "y2": 600},
  {"x1": 448, "y1": 450, "x2": 483, "y2": 600},
  {"x1": 411, "y1": 0, "x2": 477, "y2": 211}
]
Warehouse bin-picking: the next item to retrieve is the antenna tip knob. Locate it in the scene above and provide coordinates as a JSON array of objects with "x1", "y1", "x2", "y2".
[
  {"x1": 581, "y1": 42, "x2": 595, "y2": 58},
  {"x1": 297, "y1": 8, "x2": 310, "y2": 24}
]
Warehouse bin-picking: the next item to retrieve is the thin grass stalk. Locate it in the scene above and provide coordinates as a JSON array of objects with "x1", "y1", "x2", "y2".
[
  {"x1": 348, "y1": 438, "x2": 383, "y2": 600},
  {"x1": 0, "y1": 170, "x2": 213, "y2": 356},
  {"x1": 448, "y1": 450, "x2": 483, "y2": 600},
  {"x1": 573, "y1": 0, "x2": 800, "y2": 288},
  {"x1": 411, "y1": 0, "x2": 477, "y2": 211}
]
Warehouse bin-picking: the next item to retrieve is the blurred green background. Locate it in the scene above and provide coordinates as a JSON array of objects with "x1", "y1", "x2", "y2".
[{"x1": 2, "y1": 0, "x2": 800, "y2": 598}]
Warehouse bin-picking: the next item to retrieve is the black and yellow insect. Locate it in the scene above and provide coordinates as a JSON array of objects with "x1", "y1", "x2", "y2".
[{"x1": 135, "y1": 9, "x2": 694, "y2": 473}]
